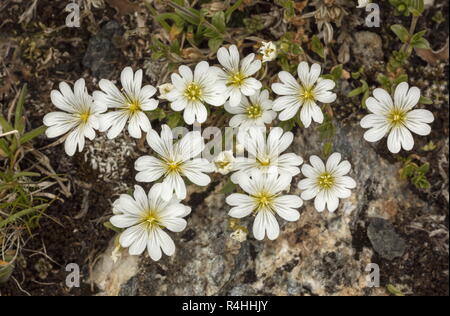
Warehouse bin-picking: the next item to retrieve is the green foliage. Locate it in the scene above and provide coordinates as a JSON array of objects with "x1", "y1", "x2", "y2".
[
  {"x1": 389, "y1": 0, "x2": 425, "y2": 16},
  {"x1": 221, "y1": 179, "x2": 237, "y2": 195},
  {"x1": 348, "y1": 67, "x2": 370, "y2": 107},
  {"x1": 1, "y1": 85, "x2": 52, "y2": 282},
  {"x1": 311, "y1": 35, "x2": 325, "y2": 59},
  {"x1": 400, "y1": 157, "x2": 431, "y2": 190},
  {"x1": 379, "y1": 0, "x2": 429, "y2": 91},
  {"x1": 387, "y1": 284, "x2": 405, "y2": 296},
  {"x1": 148, "y1": 0, "x2": 243, "y2": 60},
  {"x1": 277, "y1": 33, "x2": 305, "y2": 72},
  {"x1": 275, "y1": 0, "x2": 296, "y2": 20},
  {"x1": 318, "y1": 113, "x2": 335, "y2": 140}
]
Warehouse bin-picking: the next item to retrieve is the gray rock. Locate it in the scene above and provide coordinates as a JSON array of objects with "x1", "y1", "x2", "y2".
[
  {"x1": 367, "y1": 217, "x2": 407, "y2": 261},
  {"x1": 82, "y1": 21, "x2": 123, "y2": 78},
  {"x1": 92, "y1": 122, "x2": 437, "y2": 296},
  {"x1": 351, "y1": 32, "x2": 384, "y2": 69}
]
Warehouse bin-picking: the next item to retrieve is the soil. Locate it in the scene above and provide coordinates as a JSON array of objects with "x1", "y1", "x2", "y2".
[{"x1": 0, "y1": 0, "x2": 448, "y2": 296}]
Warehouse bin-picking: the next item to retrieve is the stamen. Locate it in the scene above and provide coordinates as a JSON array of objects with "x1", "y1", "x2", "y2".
[
  {"x1": 128, "y1": 100, "x2": 142, "y2": 114},
  {"x1": 388, "y1": 108, "x2": 407, "y2": 127},
  {"x1": 318, "y1": 172, "x2": 335, "y2": 190},
  {"x1": 79, "y1": 111, "x2": 91, "y2": 124},
  {"x1": 246, "y1": 104, "x2": 263, "y2": 119},
  {"x1": 253, "y1": 191, "x2": 274, "y2": 214},
  {"x1": 142, "y1": 210, "x2": 164, "y2": 229},
  {"x1": 300, "y1": 87, "x2": 315, "y2": 102},
  {"x1": 166, "y1": 160, "x2": 182, "y2": 174},
  {"x1": 257, "y1": 157, "x2": 271, "y2": 167},
  {"x1": 228, "y1": 72, "x2": 246, "y2": 87},
  {"x1": 184, "y1": 83, "x2": 202, "y2": 101}
]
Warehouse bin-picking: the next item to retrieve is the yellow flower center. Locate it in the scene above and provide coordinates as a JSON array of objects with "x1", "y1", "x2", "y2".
[
  {"x1": 263, "y1": 48, "x2": 275, "y2": 57},
  {"x1": 257, "y1": 157, "x2": 271, "y2": 167},
  {"x1": 253, "y1": 191, "x2": 274, "y2": 213},
  {"x1": 246, "y1": 104, "x2": 263, "y2": 119},
  {"x1": 165, "y1": 160, "x2": 182, "y2": 174},
  {"x1": 318, "y1": 172, "x2": 335, "y2": 190},
  {"x1": 127, "y1": 100, "x2": 142, "y2": 114},
  {"x1": 228, "y1": 72, "x2": 246, "y2": 87},
  {"x1": 79, "y1": 111, "x2": 91, "y2": 124},
  {"x1": 387, "y1": 108, "x2": 407, "y2": 127},
  {"x1": 142, "y1": 210, "x2": 164, "y2": 229},
  {"x1": 184, "y1": 83, "x2": 202, "y2": 101},
  {"x1": 300, "y1": 87, "x2": 315, "y2": 102},
  {"x1": 215, "y1": 160, "x2": 230, "y2": 169}
]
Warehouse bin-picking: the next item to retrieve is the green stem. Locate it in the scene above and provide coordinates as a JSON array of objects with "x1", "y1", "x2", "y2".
[{"x1": 401, "y1": 15, "x2": 419, "y2": 54}]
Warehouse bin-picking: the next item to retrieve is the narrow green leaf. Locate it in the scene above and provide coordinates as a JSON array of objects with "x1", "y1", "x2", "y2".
[
  {"x1": 225, "y1": 0, "x2": 243, "y2": 22},
  {"x1": 14, "y1": 84, "x2": 28, "y2": 134},
  {"x1": 13, "y1": 172, "x2": 41, "y2": 180},
  {"x1": 0, "y1": 114, "x2": 13, "y2": 133},
  {"x1": 19, "y1": 125, "x2": 46, "y2": 145},
  {"x1": 0, "y1": 204, "x2": 49, "y2": 229}
]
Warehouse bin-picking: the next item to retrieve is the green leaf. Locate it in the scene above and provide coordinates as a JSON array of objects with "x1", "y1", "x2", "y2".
[
  {"x1": 376, "y1": 73, "x2": 391, "y2": 88},
  {"x1": 391, "y1": 24, "x2": 410, "y2": 43},
  {"x1": 14, "y1": 84, "x2": 28, "y2": 134},
  {"x1": 323, "y1": 142, "x2": 333, "y2": 157},
  {"x1": 103, "y1": 221, "x2": 124, "y2": 234},
  {"x1": 208, "y1": 37, "x2": 224, "y2": 53},
  {"x1": 417, "y1": 163, "x2": 430, "y2": 174},
  {"x1": 166, "y1": 112, "x2": 182, "y2": 128},
  {"x1": 0, "y1": 114, "x2": 13, "y2": 133},
  {"x1": 330, "y1": 64, "x2": 343, "y2": 81},
  {"x1": 13, "y1": 172, "x2": 41, "y2": 180},
  {"x1": 148, "y1": 108, "x2": 166, "y2": 121},
  {"x1": 19, "y1": 125, "x2": 46, "y2": 145},
  {"x1": 411, "y1": 37, "x2": 431, "y2": 49},
  {"x1": 393, "y1": 74, "x2": 409, "y2": 86},
  {"x1": 311, "y1": 35, "x2": 325, "y2": 59},
  {"x1": 168, "y1": 1, "x2": 202, "y2": 25},
  {"x1": 0, "y1": 204, "x2": 49, "y2": 229},
  {"x1": 348, "y1": 87, "x2": 364, "y2": 97},
  {"x1": 0, "y1": 139, "x2": 10, "y2": 157},
  {"x1": 225, "y1": 0, "x2": 243, "y2": 22},
  {"x1": 221, "y1": 179, "x2": 236, "y2": 194},
  {"x1": 407, "y1": 0, "x2": 424, "y2": 16},
  {"x1": 419, "y1": 96, "x2": 432, "y2": 105},
  {"x1": 387, "y1": 284, "x2": 405, "y2": 296},
  {"x1": 211, "y1": 11, "x2": 226, "y2": 33}
]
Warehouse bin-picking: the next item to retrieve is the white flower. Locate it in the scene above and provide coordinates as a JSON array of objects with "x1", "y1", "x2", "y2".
[
  {"x1": 214, "y1": 150, "x2": 235, "y2": 175},
  {"x1": 216, "y1": 45, "x2": 262, "y2": 107},
  {"x1": 298, "y1": 153, "x2": 356, "y2": 213},
  {"x1": 360, "y1": 82, "x2": 434, "y2": 154},
  {"x1": 224, "y1": 89, "x2": 277, "y2": 128},
  {"x1": 110, "y1": 184, "x2": 191, "y2": 261},
  {"x1": 135, "y1": 125, "x2": 213, "y2": 200},
  {"x1": 357, "y1": 0, "x2": 371, "y2": 8},
  {"x1": 259, "y1": 41, "x2": 277, "y2": 63},
  {"x1": 94, "y1": 67, "x2": 158, "y2": 139},
  {"x1": 166, "y1": 61, "x2": 226, "y2": 125},
  {"x1": 232, "y1": 127, "x2": 303, "y2": 182},
  {"x1": 43, "y1": 79, "x2": 106, "y2": 156},
  {"x1": 226, "y1": 172, "x2": 302, "y2": 240},
  {"x1": 158, "y1": 83, "x2": 174, "y2": 100},
  {"x1": 271, "y1": 62, "x2": 336, "y2": 128}
]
